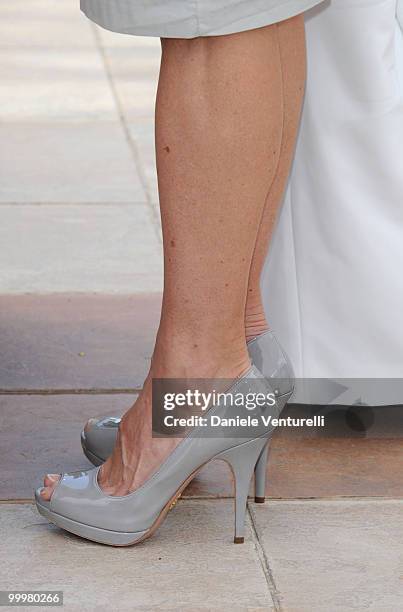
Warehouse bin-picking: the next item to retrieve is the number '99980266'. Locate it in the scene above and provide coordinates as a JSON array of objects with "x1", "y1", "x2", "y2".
[{"x1": 0, "y1": 592, "x2": 63, "y2": 606}]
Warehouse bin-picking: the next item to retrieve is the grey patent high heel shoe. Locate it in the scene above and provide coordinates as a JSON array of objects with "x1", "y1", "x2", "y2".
[
  {"x1": 81, "y1": 331, "x2": 294, "y2": 502},
  {"x1": 35, "y1": 366, "x2": 287, "y2": 546}
]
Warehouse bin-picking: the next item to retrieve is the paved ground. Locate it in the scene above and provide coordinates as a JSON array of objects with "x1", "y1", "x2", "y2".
[
  {"x1": 1, "y1": 2, "x2": 403, "y2": 611},
  {"x1": 0, "y1": 1, "x2": 162, "y2": 294}
]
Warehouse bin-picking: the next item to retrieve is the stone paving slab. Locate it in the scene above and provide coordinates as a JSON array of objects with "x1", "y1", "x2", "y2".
[
  {"x1": 103, "y1": 45, "x2": 160, "y2": 120},
  {"x1": 266, "y1": 436, "x2": 403, "y2": 498},
  {"x1": 128, "y1": 120, "x2": 159, "y2": 204},
  {"x1": 3, "y1": 499, "x2": 403, "y2": 611},
  {"x1": 0, "y1": 294, "x2": 160, "y2": 390},
  {"x1": 0, "y1": 501, "x2": 274, "y2": 610},
  {"x1": 0, "y1": 48, "x2": 118, "y2": 122},
  {"x1": 0, "y1": 205, "x2": 162, "y2": 293},
  {"x1": 250, "y1": 499, "x2": 403, "y2": 611},
  {"x1": 0, "y1": 123, "x2": 145, "y2": 203},
  {"x1": 0, "y1": 0, "x2": 95, "y2": 48}
]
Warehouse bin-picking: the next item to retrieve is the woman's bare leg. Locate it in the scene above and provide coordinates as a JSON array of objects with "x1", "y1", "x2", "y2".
[
  {"x1": 41, "y1": 19, "x2": 305, "y2": 499},
  {"x1": 245, "y1": 16, "x2": 306, "y2": 341}
]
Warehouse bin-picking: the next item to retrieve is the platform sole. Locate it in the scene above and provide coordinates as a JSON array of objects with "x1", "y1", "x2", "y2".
[{"x1": 36, "y1": 499, "x2": 148, "y2": 546}]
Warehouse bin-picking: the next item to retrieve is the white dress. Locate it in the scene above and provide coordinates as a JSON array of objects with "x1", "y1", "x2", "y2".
[
  {"x1": 263, "y1": 0, "x2": 403, "y2": 403},
  {"x1": 81, "y1": 0, "x2": 324, "y2": 38}
]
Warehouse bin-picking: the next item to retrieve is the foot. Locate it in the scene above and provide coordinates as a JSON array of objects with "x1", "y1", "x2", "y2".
[{"x1": 40, "y1": 336, "x2": 250, "y2": 501}]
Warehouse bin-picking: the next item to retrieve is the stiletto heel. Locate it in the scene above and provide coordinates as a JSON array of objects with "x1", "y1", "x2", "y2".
[
  {"x1": 218, "y1": 437, "x2": 268, "y2": 543},
  {"x1": 254, "y1": 441, "x2": 269, "y2": 504}
]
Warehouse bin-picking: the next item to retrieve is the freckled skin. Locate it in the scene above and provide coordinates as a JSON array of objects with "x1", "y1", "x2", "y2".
[{"x1": 42, "y1": 16, "x2": 306, "y2": 501}]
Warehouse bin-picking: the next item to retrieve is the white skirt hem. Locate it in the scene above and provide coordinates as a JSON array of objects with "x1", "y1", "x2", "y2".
[{"x1": 81, "y1": 0, "x2": 324, "y2": 38}]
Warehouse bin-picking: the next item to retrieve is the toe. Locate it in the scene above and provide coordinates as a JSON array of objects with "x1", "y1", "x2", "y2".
[
  {"x1": 43, "y1": 473, "x2": 60, "y2": 487},
  {"x1": 41, "y1": 474, "x2": 61, "y2": 500},
  {"x1": 35, "y1": 486, "x2": 50, "y2": 507},
  {"x1": 39, "y1": 485, "x2": 53, "y2": 501}
]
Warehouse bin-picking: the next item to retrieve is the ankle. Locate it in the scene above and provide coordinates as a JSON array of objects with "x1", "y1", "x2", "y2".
[
  {"x1": 152, "y1": 326, "x2": 250, "y2": 380},
  {"x1": 245, "y1": 299, "x2": 269, "y2": 343}
]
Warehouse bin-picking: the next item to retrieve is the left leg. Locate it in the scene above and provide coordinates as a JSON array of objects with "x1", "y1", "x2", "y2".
[
  {"x1": 40, "y1": 23, "x2": 285, "y2": 500},
  {"x1": 245, "y1": 15, "x2": 306, "y2": 341}
]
